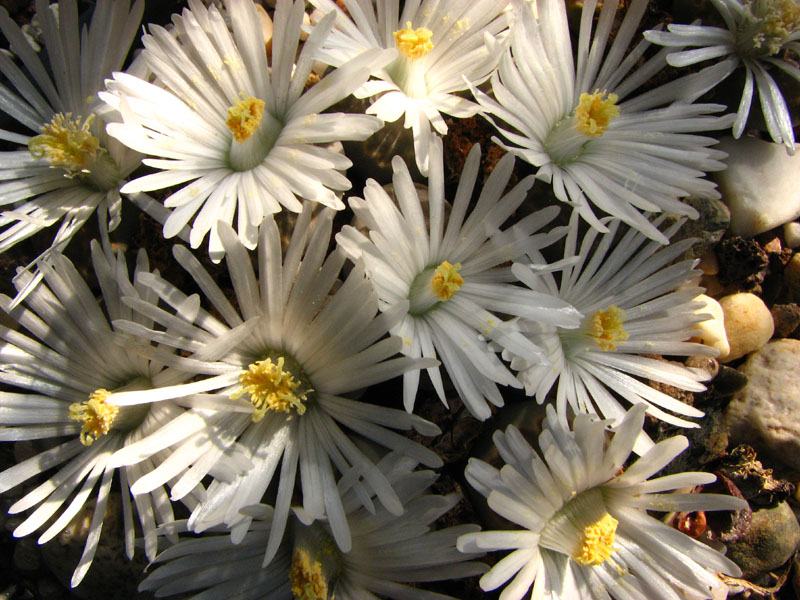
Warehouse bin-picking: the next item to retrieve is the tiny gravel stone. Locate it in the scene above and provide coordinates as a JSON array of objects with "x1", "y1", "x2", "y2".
[
  {"x1": 718, "y1": 292, "x2": 774, "y2": 362},
  {"x1": 784, "y1": 221, "x2": 800, "y2": 248},
  {"x1": 725, "y1": 501, "x2": 800, "y2": 578},
  {"x1": 784, "y1": 253, "x2": 800, "y2": 297},
  {"x1": 724, "y1": 339, "x2": 800, "y2": 470},
  {"x1": 716, "y1": 136, "x2": 800, "y2": 237},
  {"x1": 770, "y1": 303, "x2": 800, "y2": 337}
]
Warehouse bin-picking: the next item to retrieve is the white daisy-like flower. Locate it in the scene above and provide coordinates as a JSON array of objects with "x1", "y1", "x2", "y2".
[
  {"x1": 472, "y1": 0, "x2": 735, "y2": 243},
  {"x1": 336, "y1": 136, "x2": 581, "y2": 421},
  {"x1": 308, "y1": 0, "x2": 510, "y2": 175},
  {"x1": 140, "y1": 454, "x2": 486, "y2": 599},
  {"x1": 0, "y1": 240, "x2": 196, "y2": 587},
  {"x1": 102, "y1": 0, "x2": 393, "y2": 262},
  {"x1": 508, "y1": 213, "x2": 717, "y2": 454},
  {"x1": 102, "y1": 203, "x2": 442, "y2": 566},
  {"x1": 458, "y1": 404, "x2": 747, "y2": 600},
  {"x1": 0, "y1": 0, "x2": 143, "y2": 294},
  {"x1": 644, "y1": 0, "x2": 800, "y2": 154}
]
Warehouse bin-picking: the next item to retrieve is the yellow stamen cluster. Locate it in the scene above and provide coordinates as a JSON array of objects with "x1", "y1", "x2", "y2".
[
  {"x1": 68, "y1": 389, "x2": 118, "y2": 446},
  {"x1": 430, "y1": 261, "x2": 464, "y2": 301},
  {"x1": 28, "y1": 113, "x2": 99, "y2": 173},
  {"x1": 574, "y1": 90, "x2": 620, "y2": 137},
  {"x1": 290, "y1": 548, "x2": 329, "y2": 600},
  {"x1": 572, "y1": 513, "x2": 619, "y2": 567},
  {"x1": 226, "y1": 95, "x2": 266, "y2": 142},
  {"x1": 393, "y1": 22, "x2": 434, "y2": 60},
  {"x1": 587, "y1": 305, "x2": 629, "y2": 351},
  {"x1": 749, "y1": 0, "x2": 800, "y2": 53},
  {"x1": 232, "y1": 357, "x2": 310, "y2": 422}
]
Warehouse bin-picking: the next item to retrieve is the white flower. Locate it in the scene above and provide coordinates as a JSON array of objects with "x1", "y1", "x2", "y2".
[
  {"x1": 644, "y1": 0, "x2": 800, "y2": 154},
  {"x1": 0, "y1": 241, "x2": 193, "y2": 587},
  {"x1": 509, "y1": 213, "x2": 718, "y2": 454},
  {"x1": 102, "y1": 0, "x2": 392, "y2": 262},
  {"x1": 0, "y1": 0, "x2": 143, "y2": 295},
  {"x1": 458, "y1": 404, "x2": 747, "y2": 600},
  {"x1": 336, "y1": 136, "x2": 581, "y2": 421},
  {"x1": 103, "y1": 203, "x2": 442, "y2": 566},
  {"x1": 471, "y1": 0, "x2": 734, "y2": 244},
  {"x1": 308, "y1": 0, "x2": 510, "y2": 175},
  {"x1": 140, "y1": 454, "x2": 486, "y2": 599}
]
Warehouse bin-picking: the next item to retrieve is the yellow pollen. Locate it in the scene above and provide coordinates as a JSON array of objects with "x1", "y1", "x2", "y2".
[
  {"x1": 430, "y1": 261, "x2": 463, "y2": 301},
  {"x1": 226, "y1": 96, "x2": 266, "y2": 142},
  {"x1": 587, "y1": 305, "x2": 628, "y2": 351},
  {"x1": 28, "y1": 113, "x2": 99, "y2": 173},
  {"x1": 574, "y1": 90, "x2": 619, "y2": 137},
  {"x1": 751, "y1": 0, "x2": 800, "y2": 52},
  {"x1": 572, "y1": 513, "x2": 618, "y2": 566},
  {"x1": 393, "y1": 22, "x2": 434, "y2": 59},
  {"x1": 68, "y1": 389, "x2": 118, "y2": 446},
  {"x1": 232, "y1": 357, "x2": 309, "y2": 422},
  {"x1": 290, "y1": 548, "x2": 328, "y2": 600}
]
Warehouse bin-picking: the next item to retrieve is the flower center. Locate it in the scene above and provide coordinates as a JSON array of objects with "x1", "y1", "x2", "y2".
[
  {"x1": 290, "y1": 548, "x2": 329, "y2": 600},
  {"x1": 539, "y1": 488, "x2": 619, "y2": 568},
  {"x1": 289, "y1": 519, "x2": 342, "y2": 600},
  {"x1": 68, "y1": 378, "x2": 154, "y2": 446},
  {"x1": 431, "y1": 261, "x2": 463, "y2": 300},
  {"x1": 585, "y1": 305, "x2": 628, "y2": 351},
  {"x1": 393, "y1": 22, "x2": 434, "y2": 60},
  {"x1": 408, "y1": 261, "x2": 464, "y2": 315},
  {"x1": 28, "y1": 113, "x2": 100, "y2": 174},
  {"x1": 573, "y1": 513, "x2": 619, "y2": 567},
  {"x1": 737, "y1": 0, "x2": 800, "y2": 55},
  {"x1": 226, "y1": 96, "x2": 266, "y2": 142},
  {"x1": 69, "y1": 389, "x2": 118, "y2": 446},
  {"x1": 543, "y1": 91, "x2": 619, "y2": 166},
  {"x1": 574, "y1": 90, "x2": 620, "y2": 137},
  {"x1": 226, "y1": 95, "x2": 283, "y2": 171},
  {"x1": 232, "y1": 356, "x2": 312, "y2": 422}
]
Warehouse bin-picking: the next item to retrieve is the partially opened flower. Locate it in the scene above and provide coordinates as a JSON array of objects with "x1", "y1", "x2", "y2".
[
  {"x1": 458, "y1": 404, "x2": 746, "y2": 600},
  {"x1": 104, "y1": 203, "x2": 442, "y2": 566},
  {"x1": 337, "y1": 136, "x2": 581, "y2": 421},
  {"x1": 472, "y1": 0, "x2": 734, "y2": 243},
  {"x1": 0, "y1": 0, "x2": 143, "y2": 295},
  {"x1": 308, "y1": 0, "x2": 510, "y2": 174},
  {"x1": 140, "y1": 455, "x2": 486, "y2": 599},
  {"x1": 644, "y1": 0, "x2": 800, "y2": 153},
  {"x1": 102, "y1": 0, "x2": 393, "y2": 261},
  {"x1": 0, "y1": 241, "x2": 193, "y2": 587},
  {"x1": 508, "y1": 214, "x2": 717, "y2": 454}
]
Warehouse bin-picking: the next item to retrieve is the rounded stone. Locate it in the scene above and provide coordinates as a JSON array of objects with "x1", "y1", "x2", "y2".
[
  {"x1": 784, "y1": 221, "x2": 800, "y2": 248},
  {"x1": 723, "y1": 339, "x2": 800, "y2": 470},
  {"x1": 784, "y1": 253, "x2": 800, "y2": 295},
  {"x1": 726, "y1": 501, "x2": 800, "y2": 578},
  {"x1": 715, "y1": 136, "x2": 800, "y2": 237},
  {"x1": 717, "y1": 293, "x2": 774, "y2": 362}
]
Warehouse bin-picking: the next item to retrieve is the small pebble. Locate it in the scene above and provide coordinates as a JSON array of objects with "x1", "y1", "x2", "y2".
[
  {"x1": 726, "y1": 501, "x2": 800, "y2": 578},
  {"x1": 697, "y1": 248, "x2": 719, "y2": 275},
  {"x1": 724, "y1": 339, "x2": 800, "y2": 470},
  {"x1": 771, "y1": 303, "x2": 800, "y2": 337},
  {"x1": 717, "y1": 292, "x2": 774, "y2": 362},
  {"x1": 784, "y1": 253, "x2": 800, "y2": 296},
  {"x1": 691, "y1": 294, "x2": 729, "y2": 358},
  {"x1": 784, "y1": 221, "x2": 800, "y2": 248},
  {"x1": 715, "y1": 136, "x2": 800, "y2": 237}
]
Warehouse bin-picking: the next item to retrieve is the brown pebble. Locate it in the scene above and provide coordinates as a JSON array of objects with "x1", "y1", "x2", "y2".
[
  {"x1": 771, "y1": 303, "x2": 800, "y2": 337},
  {"x1": 785, "y1": 253, "x2": 800, "y2": 298},
  {"x1": 686, "y1": 355, "x2": 719, "y2": 379}
]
